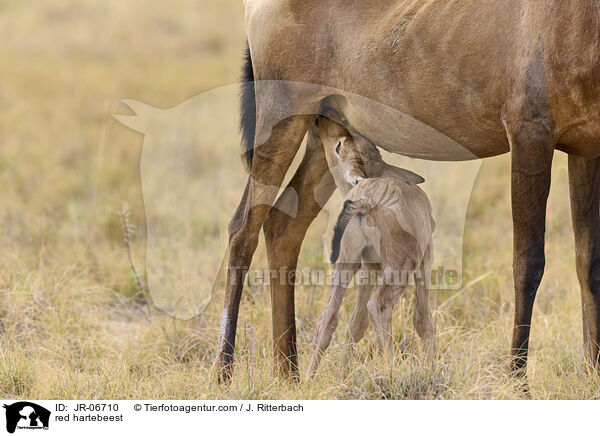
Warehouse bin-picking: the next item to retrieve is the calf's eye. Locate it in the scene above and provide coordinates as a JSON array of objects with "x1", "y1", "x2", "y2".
[{"x1": 335, "y1": 141, "x2": 341, "y2": 155}]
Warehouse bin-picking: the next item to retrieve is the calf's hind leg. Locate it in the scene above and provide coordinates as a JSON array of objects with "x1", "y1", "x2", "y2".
[
  {"x1": 341, "y1": 257, "x2": 379, "y2": 367},
  {"x1": 368, "y1": 282, "x2": 407, "y2": 355}
]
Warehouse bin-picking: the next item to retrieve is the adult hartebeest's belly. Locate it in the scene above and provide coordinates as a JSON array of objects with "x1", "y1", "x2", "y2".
[
  {"x1": 316, "y1": 0, "x2": 520, "y2": 161},
  {"x1": 332, "y1": 94, "x2": 510, "y2": 161},
  {"x1": 246, "y1": 0, "x2": 600, "y2": 161},
  {"x1": 246, "y1": 0, "x2": 521, "y2": 160}
]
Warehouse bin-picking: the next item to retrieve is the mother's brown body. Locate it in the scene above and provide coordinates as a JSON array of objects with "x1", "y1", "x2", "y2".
[{"x1": 214, "y1": 0, "x2": 600, "y2": 381}]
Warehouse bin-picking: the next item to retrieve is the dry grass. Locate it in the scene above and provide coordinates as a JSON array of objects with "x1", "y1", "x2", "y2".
[{"x1": 0, "y1": 0, "x2": 598, "y2": 399}]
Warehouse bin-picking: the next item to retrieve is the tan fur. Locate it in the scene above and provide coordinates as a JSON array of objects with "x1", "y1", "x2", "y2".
[
  {"x1": 307, "y1": 118, "x2": 434, "y2": 376},
  {"x1": 307, "y1": 177, "x2": 435, "y2": 377}
]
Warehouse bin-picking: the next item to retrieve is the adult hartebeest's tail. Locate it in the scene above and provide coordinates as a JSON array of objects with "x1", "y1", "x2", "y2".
[
  {"x1": 330, "y1": 199, "x2": 371, "y2": 263},
  {"x1": 240, "y1": 41, "x2": 256, "y2": 170}
]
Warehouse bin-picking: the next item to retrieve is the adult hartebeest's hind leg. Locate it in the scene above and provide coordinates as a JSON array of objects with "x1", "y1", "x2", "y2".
[
  {"x1": 214, "y1": 115, "x2": 314, "y2": 381},
  {"x1": 506, "y1": 115, "x2": 556, "y2": 376},
  {"x1": 568, "y1": 155, "x2": 600, "y2": 367},
  {"x1": 263, "y1": 127, "x2": 336, "y2": 379}
]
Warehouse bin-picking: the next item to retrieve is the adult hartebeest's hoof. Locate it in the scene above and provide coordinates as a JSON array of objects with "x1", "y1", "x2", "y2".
[
  {"x1": 509, "y1": 351, "x2": 532, "y2": 396},
  {"x1": 211, "y1": 349, "x2": 235, "y2": 383},
  {"x1": 510, "y1": 351, "x2": 527, "y2": 377},
  {"x1": 276, "y1": 361, "x2": 301, "y2": 383}
]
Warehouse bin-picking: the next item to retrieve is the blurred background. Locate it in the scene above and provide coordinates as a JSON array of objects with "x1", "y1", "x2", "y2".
[{"x1": 0, "y1": 0, "x2": 595, "y2": 399}]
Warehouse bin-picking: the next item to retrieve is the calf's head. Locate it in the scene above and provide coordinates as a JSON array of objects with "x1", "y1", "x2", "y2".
[
  {"x1": 315, "y1": 116, "x2": 425, "y2": 189},
  {"x1": 315, "y1": 116, "x2": 367, "y2": 187}
]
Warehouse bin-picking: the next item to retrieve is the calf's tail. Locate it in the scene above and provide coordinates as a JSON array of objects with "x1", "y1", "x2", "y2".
[{"x1": 330, "y1": 199, "x2": 371, "y2": 263}]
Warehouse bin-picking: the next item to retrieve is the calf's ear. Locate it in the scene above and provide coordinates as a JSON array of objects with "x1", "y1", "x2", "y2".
[{"x1": 382, "y1": 164, "x2": 425, "y2": 184}]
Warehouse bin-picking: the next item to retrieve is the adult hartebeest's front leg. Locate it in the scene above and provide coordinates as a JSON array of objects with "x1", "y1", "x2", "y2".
[
  {"x1": 214, "y1": 115, "x2": 314, "y2": 381},
  {"x1": 507, "y1": 117, "x2": 556, "y2": 376},
  {"x1": 263, "y1": 127, "x2": 336, "y2": 379},
  {"x1": 569, "y1": 155, "x2": 600, "y2": 367}
]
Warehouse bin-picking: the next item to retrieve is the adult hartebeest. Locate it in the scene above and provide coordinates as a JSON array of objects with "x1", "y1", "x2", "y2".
[{"x1": 214, "y1": 0, "x2": 600, "y2": 380}]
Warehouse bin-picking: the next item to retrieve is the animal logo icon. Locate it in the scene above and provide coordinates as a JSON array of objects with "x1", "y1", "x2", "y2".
[{"x1": 3, "y1": 402, "x2": 50, "y2": 434}]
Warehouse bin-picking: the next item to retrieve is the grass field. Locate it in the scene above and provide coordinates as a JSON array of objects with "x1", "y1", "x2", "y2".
[{"x1": 1, "y1": 0, "x2": 600, "y2": 400}]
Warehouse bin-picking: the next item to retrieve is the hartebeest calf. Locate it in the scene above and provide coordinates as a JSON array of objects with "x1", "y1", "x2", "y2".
[{"x1": 307, "y1": 117, "x2": 435, "y2": 377}]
